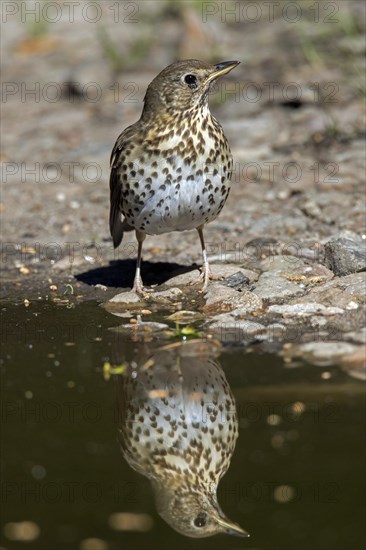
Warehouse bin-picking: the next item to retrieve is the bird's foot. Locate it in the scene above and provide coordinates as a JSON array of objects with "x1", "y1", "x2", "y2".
[
  {"x1": 189, "y1": 266, "x2": 223, "y2": 292},
  {"x1": 131, "y1": 277, "x2": 154, "y2": 295}
]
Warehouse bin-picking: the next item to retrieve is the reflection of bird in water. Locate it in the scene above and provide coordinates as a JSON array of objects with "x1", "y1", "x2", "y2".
[{"x1": 116, "y1": 340, "x2": 249, "y2": 538}]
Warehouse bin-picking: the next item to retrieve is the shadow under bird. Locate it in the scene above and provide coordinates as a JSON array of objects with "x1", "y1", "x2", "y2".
[
  {"x1": 110, "y1": 59, "x2": 240, "y2": 293},
  {"x1": 116, "y1": 340, "x2": 249, "y2": 538}
]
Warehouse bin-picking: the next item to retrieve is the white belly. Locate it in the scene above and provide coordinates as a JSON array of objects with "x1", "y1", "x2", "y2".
[{"x1": 135, "y1": 173, "x2": 227, "y2": 235}]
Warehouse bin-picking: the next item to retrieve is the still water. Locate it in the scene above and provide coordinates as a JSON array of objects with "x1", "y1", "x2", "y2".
[{"x1": 1, "y1": 302, "x2": 365, "y2": 550}]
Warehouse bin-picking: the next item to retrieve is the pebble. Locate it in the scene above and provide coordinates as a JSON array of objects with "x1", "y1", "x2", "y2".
[
  {"x1": 94, "y1": 284, "x2": 107, "y2": 291},
  {"x1": 206, "y1": 314, "x2": 265, "y2": 342},
  {"x1": 300, "y1": 342, "x2": 360, "y2": 367},
  {"x1": 150, "y1": 287, "x2": 183, "y2": 302},
  {"x1": 222, "y1": 271, "x2": 250, "y2": 291},
  {"x1": 253, "y1": 272, "x2": 304, "y2": 303},
  {"x1": 109, "y1": 291, "x2": 142, "y2": 304},
  {"x1": 116, "y1": 321, "x2": 169, "y2": 332},
  {"x1": 164, "y1": 264, "x2": 258, "y2": 287},
  {"x1": 203, "y1": 283, "x2": 262, "y2": 314},
  {"x1": 268, "y1": 302, "x2": 344, "y2": 317},
  {"x1": 166, "y1": 310, "x2": 203, "y2": 323},
  {"x1": 340, "y1": 346, "x2": 366, "y2": 380},
  {"x1": 324, "y1": 237, "x2": 366, "y2": 276}
]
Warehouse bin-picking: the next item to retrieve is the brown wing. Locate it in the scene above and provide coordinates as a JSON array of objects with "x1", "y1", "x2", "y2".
[{"x1": 109, "y1": 124, "x2": 138, "y2": 248}]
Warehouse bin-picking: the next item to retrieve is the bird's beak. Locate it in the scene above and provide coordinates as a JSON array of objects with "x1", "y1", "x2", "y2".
[
  {"x1": 205, "y1": 61, "x2": 240, "y2": 84},
  {"x1": 215, "y1": 516, "x2": 250, "y2": 538}
]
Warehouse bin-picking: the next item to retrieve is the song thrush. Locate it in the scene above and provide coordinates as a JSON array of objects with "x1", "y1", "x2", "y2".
[
  {"x1": 110, "y1": 59, "x2": 239, "y2": 293},
  {"x1": 116, "y1": 340, "x2": 249, "y2": 538}
]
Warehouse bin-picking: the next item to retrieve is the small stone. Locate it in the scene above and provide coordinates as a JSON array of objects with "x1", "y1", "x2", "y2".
[
  {"x1": 164, "y1": 264, "x2": 258, "y2": 287},
  {"x1": 324, "y1": 238, "x2": 366, "y2": 276},
  {"x1": 109, "y1": 291, "x2": 142, "y2": 304},
  {"x1": 115, "y1": 321, "x2": 169, "y2": 332},
  {"x1": 167, "y1": 310, "x2": 203, "y2": 323},
  {"x1": 340, "y1": 346, "x2": 366, "y2": 380},
  {"x1": 267, "y1": 303, "x2": 344, "y2": 317},
  {"x1": 151, "y1": 288, "x2": 183, "y2": 302},
  {"x1": 300, "y1": 342, "x2": 359, "y2": 367},
  {"x1": 300, "y1": 199, "x2": 323, "y2": 219},
  {"x1": 210, "y1": 264, "x2": 259, "y2": 282},
  {"x1": 203, "y1": 283, "x2": 262, "y2": 314},
  {"x1": 222, "y1": 271, "x2": 250, "y2": 290},
  {"x1": 205, "y1": 314, "x2": 265, "y2": 343},
  {"x1": 253, "y1": 273, "x2": 304, "y2": 303},
  {"x1": 249, "y1": 322, "x2": 287, "y2": 342},
  {"x1": 95, "y1": 284, "x2": 107, "y2": 291}
]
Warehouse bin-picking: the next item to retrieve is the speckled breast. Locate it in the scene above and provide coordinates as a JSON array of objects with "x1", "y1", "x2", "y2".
[
  {"x1": 116, "y1": 345, "x2": 238, "y2": 485},
  {"x1": 119, "y1": 114, "x2": 233, "y2": 235}
]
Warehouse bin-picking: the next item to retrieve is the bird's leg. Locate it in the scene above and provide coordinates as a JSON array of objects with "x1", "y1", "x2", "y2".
[
  {"x1": 190, "y1": 226, "x2": 221, "y2": 291},
  {"x1": 132, "y1": 231, "x2": 150, "y2": 294},
  {"x1": 197, "y1": 226, "x2": 211, "y2": 291}
]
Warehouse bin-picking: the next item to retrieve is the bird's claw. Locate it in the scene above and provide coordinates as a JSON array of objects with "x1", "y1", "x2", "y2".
[
  {"x1": 189, "y1": 267, "x2": 223, "y2": 292},
  {"x1": 132, "y1": 279, "x2": 154, "y2": 295}
]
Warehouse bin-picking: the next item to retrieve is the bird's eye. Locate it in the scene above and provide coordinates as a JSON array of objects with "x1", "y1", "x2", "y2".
[
  {"x1": 194, "y1": 512, "x2": 208, "y2": 528},
  {"x1": 184, "y1": 74, "x2": 198, "y2": 89}
]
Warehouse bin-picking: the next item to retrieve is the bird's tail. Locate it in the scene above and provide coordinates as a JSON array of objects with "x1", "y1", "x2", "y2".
[
  {"x1": 110, "y1": 167, "x2": 133, "y2": 247},
  {"x1": 109, "y1": 202, "x2": 124, "y2": 248},
  {"x1": 110, "y1": 212, "x2": 134, "y2": 248}
]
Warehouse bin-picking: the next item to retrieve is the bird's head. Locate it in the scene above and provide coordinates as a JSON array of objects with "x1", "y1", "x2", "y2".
[
  {"x1": 142, "y1": 59, "x2": 240, "y2": 116},
  {"x1": 152, "y1": 481, "x2": 249, "y2": 538}
]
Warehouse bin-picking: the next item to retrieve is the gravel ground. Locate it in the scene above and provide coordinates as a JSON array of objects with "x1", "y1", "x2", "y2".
[{"x1": 1, "y1": 1, "x2": 365, "y2": 369}]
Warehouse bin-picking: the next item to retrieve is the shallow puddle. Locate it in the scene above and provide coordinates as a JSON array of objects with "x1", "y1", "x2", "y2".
[{"x1": 1, "y1": 302, "x2": 365, "y2": 550}]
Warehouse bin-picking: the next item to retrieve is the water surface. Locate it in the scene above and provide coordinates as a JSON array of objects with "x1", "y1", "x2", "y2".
[{"x1": 1, "y1": 302, "x2": 365, "y2": 550}]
